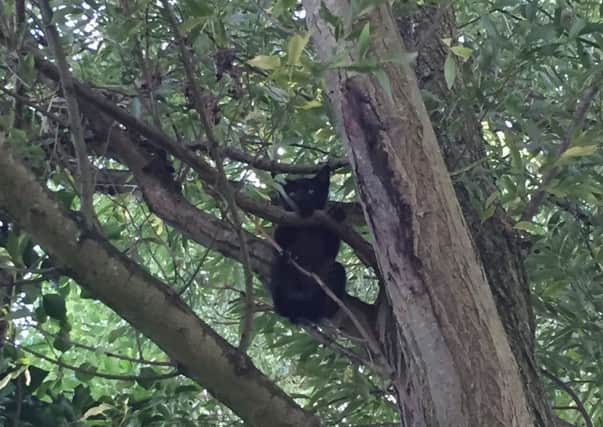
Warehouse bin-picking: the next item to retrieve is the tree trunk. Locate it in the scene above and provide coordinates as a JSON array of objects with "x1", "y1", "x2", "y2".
[
  {"x1": 396, "y1": 5, "x2": 555, "y2": 425},
  {"x1": 303, "y1": 1, "x2": 537, "y2": 425}
]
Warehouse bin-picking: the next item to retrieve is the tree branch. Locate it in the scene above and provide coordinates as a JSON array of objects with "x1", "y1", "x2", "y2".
[
  {"x1": 159, "y1": 0, "x2": 255, "y2": 352},
  {"x1": 30, "y1": 324, "x2": 174, "y2": 367},
  {"x1": 0, "y1": 134, "x2": 321, "y2": 427},
  {"x1": 31, "y1": 53, "x2": 377, "y2": 268},
  {"x1": 191, "y1": 141, "x2": 349, "y2": 174},
  {"x1": 541, "y1": 369, "x2": 593, "y2": 427},
  {"x1": 38, "y1": 0, "x2": 96, "y2": 228},
  {"x1": 12, "y1": 342, "x2": 179, "y2": 382},
  {"x1": 521, "y1": 73, "x2": 603, "y2": 221}
]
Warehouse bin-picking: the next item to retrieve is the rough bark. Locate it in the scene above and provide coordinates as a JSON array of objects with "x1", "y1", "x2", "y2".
[
  {"x1": 304, "y1": 1, "x2": 532, "y2": 425},
  {"x1": 397, "y1": 5, "x2": 555, "y2": 426},
  {"x1": 0, "y1": 136, "x2": 321, "y2": 427}
]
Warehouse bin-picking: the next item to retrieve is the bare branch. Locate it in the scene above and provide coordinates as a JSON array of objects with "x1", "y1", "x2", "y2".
[
  {"x1": 159, "y1": 0, "x2": 256, "y2": 351},
  {"x1": 12, "y1": 342, "x2": 179, "y2": 382},
  {"x1": 541, "y1": 369, "x2": 593, "y2": 427},
  {"x1": 31, "y1": 53, "x2": 376, "y2": 267},
  {"x1": 38, "y1": 0, "x2": 96, "y2": 227},
  {"x1": 191, "y1": 141, "x2": 349, "y2": 174},
  {"x1": 30, "y1": 324, "x2": 174, "y2": 367}
]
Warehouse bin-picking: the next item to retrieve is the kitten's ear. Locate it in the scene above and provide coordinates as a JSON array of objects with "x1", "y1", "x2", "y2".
[{"x1": 315, "y1": 165, "x2": 330, "y2": 182}]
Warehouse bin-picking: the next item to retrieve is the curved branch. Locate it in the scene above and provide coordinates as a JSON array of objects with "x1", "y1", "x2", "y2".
[
  {"x1": 81, "y1": 107, "x2": 273, "y2": 279},
  {"x1": 0, "y1": 136, "x2": 321, "y2": 427},
  {"x1": 541, "y1": 369, "x2": 593, "y2": 427},
  {"x1": 34, "y1": 54, "x2": 376, "y2": 269},
  {"x1": 191, "y1": 141, "x2": 349, "y2": 175}
]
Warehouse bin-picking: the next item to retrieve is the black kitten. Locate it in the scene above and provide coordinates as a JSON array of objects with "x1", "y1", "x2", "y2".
[{"x1": 268, "y1": 166, "x2": 346, "y2": 324}]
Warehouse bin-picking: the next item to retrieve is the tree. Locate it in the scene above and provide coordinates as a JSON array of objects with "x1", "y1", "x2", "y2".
[{"x1": 0, "y1": 1, "x2": 601, "y2": 426}]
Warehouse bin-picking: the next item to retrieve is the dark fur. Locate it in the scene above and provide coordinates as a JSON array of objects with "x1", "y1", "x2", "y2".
[{"x1": 269, "y1": 167, "x2": 346, "y2": 324}]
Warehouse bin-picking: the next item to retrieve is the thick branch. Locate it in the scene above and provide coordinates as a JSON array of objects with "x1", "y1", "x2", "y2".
[
  {"x1": 0, "y1": 136, "x2": 321, "y2": 427},
  {"x1": 81, "y1": 107, "x2": 273, "y2": 279}
]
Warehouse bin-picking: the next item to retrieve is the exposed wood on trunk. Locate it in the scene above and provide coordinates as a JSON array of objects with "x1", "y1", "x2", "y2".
[
  {"x1": 304, "y1": 1, "x2": 532, "y2": 425},
  {"x1": 397, "y1": 5, "x2": 555, "y2": 425}
]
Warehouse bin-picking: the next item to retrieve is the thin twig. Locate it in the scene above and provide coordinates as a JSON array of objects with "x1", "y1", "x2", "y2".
[
  {"x1": 178, "y1": 238, "x2": 216, "y2": 296},
  {"x1": 38, "y1": 0, "x2": 96, "y2": 228},
  {"x1": 29, "y1": 324, "x2": 174, "y2": 367},
  {"x1": 521, "y1": 73, "x2": 603, "y2": 221},
  {"x1": 541, "y1": 368, "x2": 593, "y2": 427},
  {"x1": 31, "y1": 51, "x2": 376, "y2": 267},
  {"x1": 0, "y1": 85, "x2": 68, "y2": 127},
  {"x1": 191, "y1": 141, "x2": 348, "y2": 174},
  {"x1": 11, "y1": 0, "x2": 26, "y2": 131},
  {"x1": 160, "y1": 0, "x2": 256, "y2": 352},
  {"x1": 303, "y1": 325, "x2": 390, "y2": 378},
  {"x1": 12, "y1": 342, "x2": 179, "y2": 382}
]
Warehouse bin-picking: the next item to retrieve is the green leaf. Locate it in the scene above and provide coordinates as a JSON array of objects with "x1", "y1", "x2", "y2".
[
  {"x1": 373, "y1": 69, "x2": 393, "y2": 102},
  {"x1": 514, "y1": 221, "x2": 546, "y2": 235},
  {"x1": 247, "y1": 55, "x2": 281, "y2": 70},
  {"x1": 357, "y1": 22, "x2": 370, "y2": 58},
  {"x1": 444, "y1": 53, "x2": 457, "y2": 89},
  {"x1": 19, "y1": 53, "x2": 37, "y2": 86},
  {"x1": 55, "y1": 190, "x2": 76, "y2": 210},
  {"x1": 43, "y1": 293, "x2": 67, "y2": 321},
  {"x1": 179, "y1": 17, "x2": 207, "y2": 33},
  {"x1": 75, "y1": 363, "x2": 97, "y2": 382},
  {"x1": 450, "y1": 45, "x2": 473, "y2": 61},
  {"x1": 299, "y1": 99, "x2": 322, "y2": 110},
  {"x1": 568, "y1": 18, "x2": 586, "y2": 39},
  {"x1": 186, "y1": 0, "x2": 213, "y2": 17},
  {"x1": 6, "y1": 231, "x2": 25, "y2": 267},
  {"x1": 287, "y1": 33, "x2": 311, "y2": 66},
  {"x1": 558, "y1": 145, "x2": 597, "y2": 161}
]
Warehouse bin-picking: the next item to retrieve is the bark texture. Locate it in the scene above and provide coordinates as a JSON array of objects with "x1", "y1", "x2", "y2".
[
  {"x1": 304, "y1": 1, "x2": 532, "y2": 425},
  {"x1": 0, "y1": 136, "x2": 321, "y2": 427},
  {"x1": 397, "y1": 5, "x2": 554, "y2": 425}
]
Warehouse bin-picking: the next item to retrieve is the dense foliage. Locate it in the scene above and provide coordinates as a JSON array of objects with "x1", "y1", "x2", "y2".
[{"x1": 0, "y1": 0, "x2": 601, "y2": 425}]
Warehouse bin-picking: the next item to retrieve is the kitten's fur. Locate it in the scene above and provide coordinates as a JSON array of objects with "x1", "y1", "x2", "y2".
[{"x1": 268, "y1": 167, "x2": 346, "y2": 323}]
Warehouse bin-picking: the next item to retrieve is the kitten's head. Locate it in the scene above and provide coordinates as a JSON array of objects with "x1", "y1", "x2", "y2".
[{"x1": 278, "y1": 166, "x2": 330, "y2": 217}]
